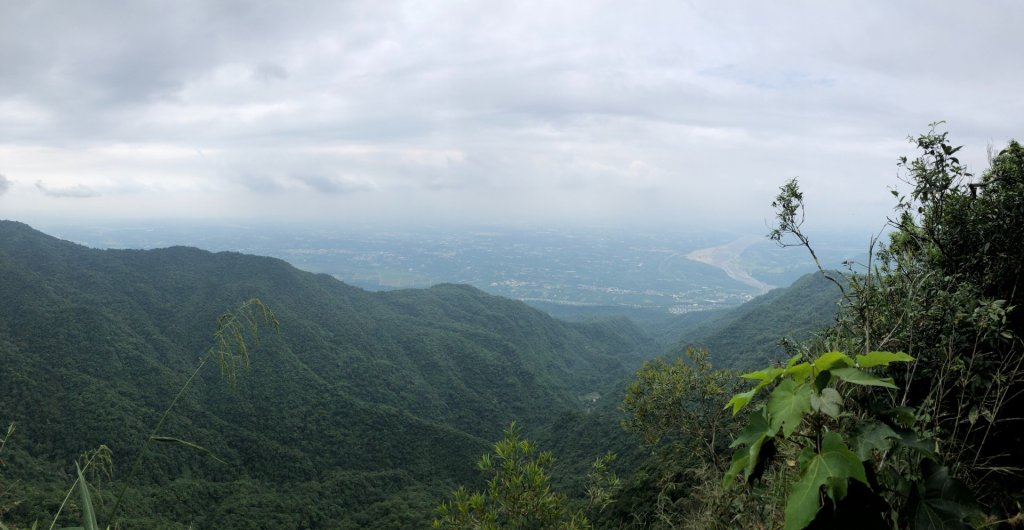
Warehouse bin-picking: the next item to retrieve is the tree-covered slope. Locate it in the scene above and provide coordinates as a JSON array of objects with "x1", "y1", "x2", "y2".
[
  {"x1": 667, "y1": 272, "x2": 844, "y2": 368},
  {"x1": 0, "y1": 220, "x2": 655, "y2": 528}
]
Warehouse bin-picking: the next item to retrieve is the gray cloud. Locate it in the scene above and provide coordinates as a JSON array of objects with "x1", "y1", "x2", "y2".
[
  {"x1": 0, "y1": 174, "x2": 10, "y2": 195},
  {"x1": 253, "y1": 62, "x2": 289, "y2": 83},
  {"x1": 35, "y1": 181, "x2": 99, "y2": 198},
  {"x1": 293, "y1": 174, "x2": 374, "y2": 194}
]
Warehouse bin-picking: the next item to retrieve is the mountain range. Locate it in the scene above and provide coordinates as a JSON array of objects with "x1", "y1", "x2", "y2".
[
  {"x1": 0, "y1": 220, "x2": 654, "y2": 528},
  {"x1": 0, "y1": 220, "x2": 842, "y2": 528}
]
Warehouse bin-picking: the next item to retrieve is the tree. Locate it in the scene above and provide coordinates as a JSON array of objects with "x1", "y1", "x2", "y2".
[
  {"x1": 621, "y1": 348, "x2": 739, "y2": 474},
  {"x1": 433, "y1": 423, "x2": 591, "y2": 530},
  {"x1": 614, "y1": 348, "x2": 744, "y2": 529}
]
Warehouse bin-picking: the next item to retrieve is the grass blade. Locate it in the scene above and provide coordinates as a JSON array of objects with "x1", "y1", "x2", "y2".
[
  {"x1": 75, "y1": 463, "x2": 99, "y2": 530},
  {"x1": 150, "y1": 436, "x2": 228, "y2": 465}
]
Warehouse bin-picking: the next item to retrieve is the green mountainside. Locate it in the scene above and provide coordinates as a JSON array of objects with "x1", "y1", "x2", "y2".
[
  {"x1": 0, "y1": 220, "x2": 655, "y2": 528},
  {"x1": 659, "y1": 272, "x2": 844, "y2": 368}
]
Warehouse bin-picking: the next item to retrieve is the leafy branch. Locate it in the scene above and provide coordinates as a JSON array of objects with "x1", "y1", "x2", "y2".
[
  {"x1": 768, "y1": 178, "x2": 847, "y2": 297},
  {"x1": 101, "y1": 298, "x2": 278, "y2": 528}
]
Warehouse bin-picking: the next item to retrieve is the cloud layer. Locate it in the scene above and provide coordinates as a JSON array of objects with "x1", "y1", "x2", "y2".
[{"x1": 1, "y1": 1, "x2": 1022, "y2": 230}]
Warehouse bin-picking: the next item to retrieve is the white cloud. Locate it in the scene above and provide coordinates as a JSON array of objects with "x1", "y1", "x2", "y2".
[{"x1": 0, "y1": 1, "x2": 1020, "y2": 230}]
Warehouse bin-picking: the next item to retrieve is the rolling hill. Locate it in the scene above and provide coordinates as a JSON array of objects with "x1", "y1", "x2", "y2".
[
  {"x1": 0, "y1": 220, "x2": 655, "y2": 528},
  {"x1": 669, "y1": 271, "x2": 845, "y2": 368}
]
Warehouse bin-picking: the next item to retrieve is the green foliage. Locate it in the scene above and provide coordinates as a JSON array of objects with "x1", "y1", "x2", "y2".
[
  {"x1": 0, "y1": 424, "x2": 19, "y2": 526},
  {"x1": 583, "y1": 453, "x2": 620, "y2": 518},
  {"x1": 906, "y1": 460, "x2": 980, "y2": 530},
  {"x1": 621, "y1": 348, "x2": 739, "y2": 470},
  {"x1": 433, "y1": 423, "x2": 591, "y2": 530},
  {"x1": 614, "y1": 349, "x2": 743, "y2": 528},
  {"x1": 608, "y1": 126, "x2": 1022, "y2": 529},
  {"x1": 717, "y1": 125, "x2": 1024, "y2": 528},
  {"x1": 843, "y1": 126, "x2": 1024, "y2": 511},
  {"x1": 724, "y1": 350, "x2": 915, "y2": 530}
]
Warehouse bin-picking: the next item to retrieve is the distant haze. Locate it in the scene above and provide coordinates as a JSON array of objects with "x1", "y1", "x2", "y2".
[{"x1": 1, "y1": 1, "x2": 1021, "y2": 233}]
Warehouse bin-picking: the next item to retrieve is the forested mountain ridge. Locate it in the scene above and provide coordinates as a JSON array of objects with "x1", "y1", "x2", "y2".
[
  {"x1": 672, "y1": 271, "x2": 844, "y2": 368},
  {"x1": 0, "y1": 220, "x2": 655, "y2": 528}
]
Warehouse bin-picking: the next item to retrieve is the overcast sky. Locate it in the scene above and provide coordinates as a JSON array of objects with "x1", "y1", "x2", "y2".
[{"x1": 1, "y1": 1, "x2": 1021, "y2": 233}]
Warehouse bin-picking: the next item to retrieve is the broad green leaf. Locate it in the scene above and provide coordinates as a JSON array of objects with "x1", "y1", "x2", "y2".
[
  {"x1": 782, "y1": 361, "x2": 813, "y2": 382},
  {"x1": 851, "y1": 420, "x2": 899, "y2": 461},
  {"x1": 812, "y1": 351, "x2": 854, "y2": 372},
  {"x1": 725, "y1": 388, "x2": 757, "y2": 415},
  {"x1": 731, "y1": 408, "x2": 773, "y2": 448},
  {"x1": 740, "y1": 367, "x2": 783, "y2": 382},
  {"x1": 784, "y1": 432, "x2": 867, "y2": 530},
  {"x1": 856, "y1": 351, "x2": 914, "y2": 368},
  {"x1": 740, "y1": 367, "x2": 784, "y2": 391},
  {"x1": 786, "y1": 353, "x2": 803, "y2": 368},
  {"x1": 830, "y1": 367, "x2": 898, "y2": 388},
  {"x1": 810, "y1": 388, "x2": 842, "y2": 418},
  {"x1": 767, "y1": 380, "x2": 812, "y2": 438},
  {"x1": 723, "y1": 447, "x2": 749, "y2": 491},
  {"x1": 910, "y1": 461, "x2": 980, "y2": 529},
  {"x1": 725, "y1": 410, "x2": 774, "y2": 489}
]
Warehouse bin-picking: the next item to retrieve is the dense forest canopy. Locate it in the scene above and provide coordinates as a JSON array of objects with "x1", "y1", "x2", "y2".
[{"x1": 0, "y1": 224, "x2": 653, "y2": 528}]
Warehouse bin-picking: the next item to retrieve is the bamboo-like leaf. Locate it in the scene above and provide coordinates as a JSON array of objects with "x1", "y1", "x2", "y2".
[
  {"x1": 150, "y1": 436, "x2": 227, "y2": 465},
  {"x1": 210, "y1": 298, "x2": 278, "y2": 387},
  {"x1": 75, "y1": 463, "x2": 99, "y2": 530}
]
